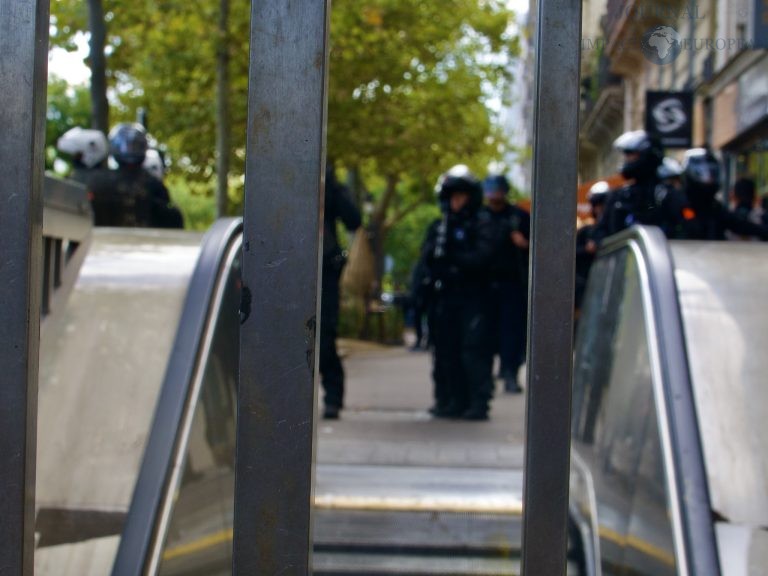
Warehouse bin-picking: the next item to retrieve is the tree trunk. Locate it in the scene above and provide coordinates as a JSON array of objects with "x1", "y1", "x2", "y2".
[
  {"x1": 215, "y1": 0, "x2": 231, "y2": 218},
  {"x1": 87, "y1": 0, "x2": 109, "y2": 133},
  {"x1": 368, "y1": 174, "x2": 398, "y2": 296},
  {"x1": 347, "y1": 165, "x2": 364, "y2": 208}
]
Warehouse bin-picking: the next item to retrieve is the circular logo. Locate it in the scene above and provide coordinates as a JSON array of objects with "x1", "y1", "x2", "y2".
[
  {"x1": 641, "y1": 26, "x2": 683, "y2": 65},
  {"x1": 651, "y1": 98, "x2": 688, "y2": 134}
]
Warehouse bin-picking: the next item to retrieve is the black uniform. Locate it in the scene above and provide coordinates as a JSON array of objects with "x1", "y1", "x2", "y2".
[
  {"x1": 408, "y1": 258, "x2": 431, "y2": 349},
  {"x1": 89, "y1": 165, "x2": 183, "y2": 228},
  {"x1": 320, "y1": 176, "x2": 362, "y2": 414},
  {"x1": 681, "y1": 150, "x2": 768, "y2": 241},
  {"x1": 593, "y1": 179, "x2": 689, "y2": 243},
  {"x1": 422, "y1": 207, "x2": 498, "y2": 417},
  {"x1": 687, "y1": 199, "x2": 768, "y2": 240},
  {"x1": 575, "y1": 223, "x2": 598, "y2": 310},
  {"x1": 69, "y1": 163, "x2": 104, "y2": 189},
  {"x1": 484, "y1": 204, "x2": 530, "y2": 389}
]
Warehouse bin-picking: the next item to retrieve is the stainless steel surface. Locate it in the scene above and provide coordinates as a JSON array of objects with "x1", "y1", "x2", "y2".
[
  {"x1": 522, "y1": 0, "x2": 582, "y2": 574},
  {"x1": 632, "y1": 240, "x2": 689, "y2": 576},
  {"x1": 234, "y1": 1, "x2": 330, "y2": 573},
  {"x1": 42, "y1": 176, "x2": 92, "y2": 245},
  {"x1": 35, "y1": 229, "x2": 201, "y2": 574},
  {"x1": 627, "y1": 231, "x2": 719, "y2": 576},
  {"x1": 571, "y1": 228, "x2": 721, "y2": 576},
  {"x1": 714, "y1": 524, "x2": 768, "y2": 576},
  {"x1": 0, "y1": 0, "x2": 50, "y2": 571},
  {"x1": 672, "y1": 243, "x2": 768, "y2": 529},
  {"x1": 113, "y1": 219, "x2": 241, "y2": 576},
  {"x1": 153, "y1": 235, "x2": 241, "y2": 575},
  {"x1": 572, "y1": 243, "x2": 682, "y2": 575}
]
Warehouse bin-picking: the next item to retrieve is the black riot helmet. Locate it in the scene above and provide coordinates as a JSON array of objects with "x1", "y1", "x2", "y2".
[
  {"x1": 613, "y1": 130, "x2": 664, "y2": 182},
  {"x1": 682, "y1": 148, "x2": 721, "y2": 203},
  {"x1": 109, "y1": 123, "x2": 149, "y2": 166},
  {"x1": 435, "y1": 165, "x2": 483, "y2": 212}
]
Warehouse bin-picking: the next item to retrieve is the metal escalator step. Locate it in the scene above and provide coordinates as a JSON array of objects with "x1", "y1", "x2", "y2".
[
  {"x1": 312, "y1": 464, "x2": 532, "y2": 575},
  {"x1": 312, "y1": 551, "x2": 521, "y2": 576},
  {"x1": 313, "y1": 551, "x2": 581, "y2": 576},
  {"x1": 314, "y1": 509, "x2": 521, "y2": 554}
]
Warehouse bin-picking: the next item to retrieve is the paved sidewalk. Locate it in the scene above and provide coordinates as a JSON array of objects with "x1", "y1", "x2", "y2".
[{"x1": 316, "y1": 340, "x2": 527, "y2": 470}]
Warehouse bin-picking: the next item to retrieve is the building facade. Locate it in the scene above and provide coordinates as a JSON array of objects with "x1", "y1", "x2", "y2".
[{"x1": 577, "y1": 0, "x2": 767, "y2": 197}]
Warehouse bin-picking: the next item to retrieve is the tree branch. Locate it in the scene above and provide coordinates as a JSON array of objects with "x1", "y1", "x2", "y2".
[
  {"x1": 383, "y1": 197, "x2": 426, "y2": 233},
  {"x1": 372, "y1": 174, "x2": 398, "y2": 227}
]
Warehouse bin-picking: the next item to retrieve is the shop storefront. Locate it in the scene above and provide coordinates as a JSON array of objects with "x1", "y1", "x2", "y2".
[{"x1": 713, "y1": 54, "x2": 768, "y2": 197}]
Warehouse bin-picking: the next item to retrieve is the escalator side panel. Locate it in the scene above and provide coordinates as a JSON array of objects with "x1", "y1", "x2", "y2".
[{"x1": 112, "y1": 218, "x2": 242, "y2": 576}]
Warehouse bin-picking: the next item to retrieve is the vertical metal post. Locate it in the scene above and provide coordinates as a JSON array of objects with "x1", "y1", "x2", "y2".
[
  {"x1": 0, "y1": 0, "x2": 50, "y2": 573},
  {"x1": 522, "y1": 0, "x2": 582, "y2": 574},
  {"x1": 234, "y1": 1, "x2": 330, "y2": 574}
]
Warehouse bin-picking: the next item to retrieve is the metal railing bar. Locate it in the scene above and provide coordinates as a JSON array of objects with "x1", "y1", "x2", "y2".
[
  {"x1": 42, "y1": 239, "x2": 53, "y2": 316},
  {"x1": 522, "y1": 0, "x2": 583, "y2": 574},
  {"x1": 53, "y1": 239, "x2": 64, "y2": 288},
  {"x1": 0, "y1": 0, "x2": 51, "y2": 572},
  {"x1": 234, "y1": 1, "x2": 330, "y2": 573}
]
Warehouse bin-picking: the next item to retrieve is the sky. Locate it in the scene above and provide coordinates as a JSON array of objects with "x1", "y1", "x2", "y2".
[
  {"x1": 48, "y1": 0, "x2": 531, "y2": 85},
  {"x1": 48, "y1": 33, "x2": 90, "y2": 85}
]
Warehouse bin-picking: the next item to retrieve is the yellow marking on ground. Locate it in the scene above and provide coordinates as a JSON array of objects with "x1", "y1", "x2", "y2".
[
  {"x1": 598, "y1": 526, "x2": 676, "y2": 567},
  {"x1": 162, "y1": 496, "x2": 523, "y2": 561},
  {"x1": 162, "y1": 528, "x2": 233, "y2": 561},
  {"x1": 313, "y1": 494, "x2": 524, "y2": 515}
]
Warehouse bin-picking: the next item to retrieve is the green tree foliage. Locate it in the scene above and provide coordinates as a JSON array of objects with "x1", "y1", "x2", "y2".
[
  {"x1": 328, "y1": 1, "x2": 518, "y2": 285},
  {"x1": 45, "y1": 77, "x2": 92, "y2": 171},
  {"x1": 48, "y1": 0, "x2": 519, "y2": 281},
  {"x1": 50, "y1": 0, "x2": 251, "y2": 216},
  {"x1": 329, "y1": 0, "x2": 516, "y2": 178}
]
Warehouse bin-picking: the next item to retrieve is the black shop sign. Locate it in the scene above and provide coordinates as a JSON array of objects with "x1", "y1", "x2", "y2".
[{"x1": 645, "y1": 91, "x2": 694, "y2": 149}]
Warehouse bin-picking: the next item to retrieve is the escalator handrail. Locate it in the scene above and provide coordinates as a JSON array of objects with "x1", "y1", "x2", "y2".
[
  {"x1": 599, "y1": 225, "x2": 720, "y2": 576},
  {"x1": 112, "y1": 217, "x2": 243, "y2": 576}
]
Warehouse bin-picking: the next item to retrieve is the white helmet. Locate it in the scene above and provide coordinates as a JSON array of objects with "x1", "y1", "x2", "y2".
[
  {"x1": 57, "y1": 127, "x2": 109, "y2": 168},
  {"x1": 657, "y1": 157, "x2": 683, "y2": 181},
  {"x1": 142, "y1": 148, "x2": 165, "y2": 180}
]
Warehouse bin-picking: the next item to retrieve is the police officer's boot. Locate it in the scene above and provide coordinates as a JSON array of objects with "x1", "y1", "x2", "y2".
[
  {"x1": 461, "y1": 404, "x2": 489, "y2": 421},
  {"x1": 504, "y1": 376, "x2": 523, "y2": 394}
]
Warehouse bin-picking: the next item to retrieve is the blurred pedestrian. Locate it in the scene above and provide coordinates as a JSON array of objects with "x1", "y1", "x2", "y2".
[
  {"x1": 482, "y1": 174, "x2": 530, "y2": 393},
  {"x1": 408, "y1": 257, "x2": 431, "y2": 351},
  {"x1": 594, "y1": 130, "x2": 689, "y2": 243},
  {"x1": 143, "y1": 148, "x2": 166, "y2": 182},
  {"x1": 681, "y1": 150, "x2": 768, "y2": 241},
  {"x1": 89, "y1": 123, "x2": 184, "y2": 228},
  {"x1": 422, "y1": 165, "x2": 497, "y2": 420},
  {"x1": 320, "y1": 165, "x2": 362, "y2": 420},
  {"x1": 56, "y1": 127, "x2": 109, "y2": 187},
  {"x1": 731, "y1": 177, "x2": 757, "y2": 220},
  {"x1": 575, "y1": 181, "x2": 610, "y2": 312},
  {"x1": 657, "y1": 157, "x2": 683, "y2": 190},
  {"x1": 761, "y1": 195, "x2": 768, "y2": 228},
  {"x1": 726, "y1": 177, "x2": 763, "y2": 241}
]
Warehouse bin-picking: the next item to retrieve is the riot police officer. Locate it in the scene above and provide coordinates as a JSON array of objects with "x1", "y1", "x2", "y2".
[
  {"x1": 56, "y1": 127, "x2": 109, "y2": 186},
  {"x1": 681, "y1": 149, "x2": 768, "y2": 241},
  {"x1": 422, "y1": 165, "x2": 498, "y2": 420},
  {"x1": 482, "y1": 174, "x2": 530, "y2": 394},
  {"x1": 320, "y1": 165, "x2": 362, "y2": 420},
  {"x1": 143, "y1": 148, "x2": 166, "y2": 182},
  {"x1": 575, "y1": 180, "x2": 610, "y2": 311},
  {"x1": 89, "y1": 123, "x2": 183, "y2": 228},
  {"x1": 657, "y1": 157, "x2": 683, "y2": 191},
  {"x1": 594, "y1": 130, "x2": 688, "y2": 243}
]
